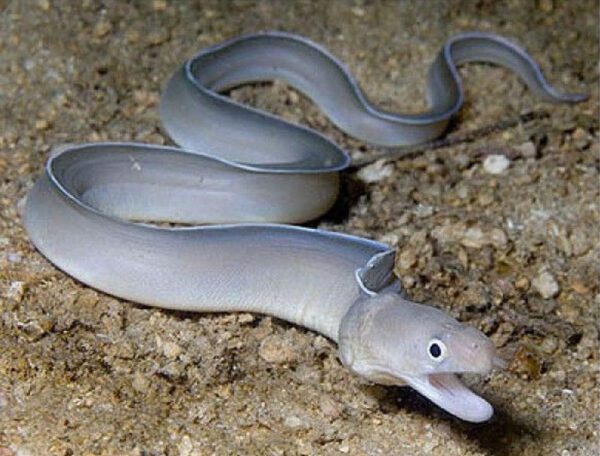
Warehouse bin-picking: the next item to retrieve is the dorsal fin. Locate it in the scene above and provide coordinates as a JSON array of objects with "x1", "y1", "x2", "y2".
[{"x1": 355, "y1": 250, "x2": 403, "y2": 296}]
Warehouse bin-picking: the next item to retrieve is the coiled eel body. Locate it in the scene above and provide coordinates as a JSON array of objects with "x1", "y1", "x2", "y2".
[{"x1": 23, "y1": 32, "x2": 585, "y2": 422}]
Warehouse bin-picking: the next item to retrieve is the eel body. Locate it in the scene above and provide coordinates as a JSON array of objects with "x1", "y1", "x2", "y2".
[{"x1": 23, "y1": 32, "x2": 585, "y2": 422}]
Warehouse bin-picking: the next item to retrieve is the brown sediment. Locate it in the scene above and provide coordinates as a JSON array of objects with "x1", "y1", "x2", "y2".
[{"x1": 0, "y1": 1, "x2": 597, "y2": 455}]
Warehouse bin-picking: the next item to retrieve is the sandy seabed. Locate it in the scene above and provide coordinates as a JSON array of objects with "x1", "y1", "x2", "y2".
[{"x1": 0, "y1": 1, "x2": 598, "y2": 455}]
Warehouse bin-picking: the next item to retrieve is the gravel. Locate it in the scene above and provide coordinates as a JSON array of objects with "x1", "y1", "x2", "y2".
[{"x1": 0, "y1": 1, "x2": 598, "y2": 455}]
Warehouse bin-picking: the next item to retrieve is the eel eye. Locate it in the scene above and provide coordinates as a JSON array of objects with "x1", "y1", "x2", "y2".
[{"x1": 427, "y1": 339, "x2": 447, "y2": 362}]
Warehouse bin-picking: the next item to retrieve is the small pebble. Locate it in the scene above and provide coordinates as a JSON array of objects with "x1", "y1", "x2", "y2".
[
  {"x1": 319, "y1": 395, "x2": 343, "y2": 420},
  {"x1": 312, "y1": 335, "x2": 330, "y2": 351},
  {"x1": 38, "y1": 0, "x2": 50, "y2": 11},
  {"x1": 158, "y1": 361, "x2": 184, "y2": 380},
  {"x1": 18, "y1": 319, "x2": 52, "y2": 341},
  {"x1": 515, "y1": 277, "x2": 530, "y2": 291},
  {"x1": 35, "y1": 119, "x2": 49, "y2": 131},
  {"x1": 0, "y1": 391, "x2": 7, "y2": 409},
  {"x1": 284, "y1": 415, "x2": 307, "y2": 429},
  {"x1": 532, "y1": 270, "x2": 560, "y2": 299},
  {"x1": 570, "y1": 280, "x2": 590, "y2": 295},
  {"x1": 461, "y1": 226, "x2": 507, "y2": 249},
  {"x1": 177, "y1": 435, "x2": 194, "y2": 456},
  {"x1": 338, "y1": 442, "x2": 350, "y2": 453},
  {"x1": 132, "y1": 371, "x2": 150, "y2": 393},
  {"x1": 398, "y1": 248, "x2": 417, "y2": 271},
  {"x1": 147, "y1": 29, "x2": 170, "y2": 46},
  {"x1": 516, "y1": 141, "x2": 537, "y2": 158},
  {"x1": 93, "y1": 21, "x2": 113, "y2": 38},
  {"x1": 401, "y1": 275, "x2": 417, "y2": 289},
  {"x1": 512, "y1": 345, "x2": 541, "y2": 380},
  {"x1": 6, "y1": 281, "x2": 25, "y2": 302},
  {"x1": 7, "y1": 252, "x2": 22, "y2": 263},
  {"x1": 351, "y1": 6, "x2": 365, "y2": 16},
  {"x1": 540, "y1": 335, "x2": 559, "y2": 354},
  {"x1": 162, "y1": 341, "x2": 183, "y2": 359},
  {"x1": 539, "y1": 0, "x2": 553, "y2": 12},
  {"x1": 489, "y1": 228, "x2": 508, "y2": 248},
  {"x1": 152, "y1": 0, "x2": 167, "y2": 11},
  {"x1": 259, "y1": 334, "x2": 298, "y2": 364},
  {"x1": 572, "y1": 127, "x2": 590, "y2": 148},
  {"x1": 155, "y1": 335, "x2": 183, "y2": 358},
  {"x1": 356, "y1": 160, "x2": 393, "y2": 183},
  {"x1": 477, "y1": 191, "x2": 494, "y2": 206},
  {"x1": 378, "y1": 232, "x2": 399, "y2": 246},
  {"x1": 125, "y1": 30, "x2": 140, "y2": 43},
  {"x1": 237, "y1": 313, "x2": 255, "y2": 324},
  {"x1": 483, "y1": 154, "x2": 510, "y2": 174},
  {"x1": 569, "y1": 228, "x2": 591, "y2": 256},
  {"x1": 287, "y1": 90, "x2": 299, "y2": 104},
  {"x1": 462, "y1": 226, "x2": 486, "y2": 248}
]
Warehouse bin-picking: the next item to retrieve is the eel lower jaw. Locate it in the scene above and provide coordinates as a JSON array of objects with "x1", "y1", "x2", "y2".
[{"x1": 401, "y1": 373, "x2": 494, "y2": 423}]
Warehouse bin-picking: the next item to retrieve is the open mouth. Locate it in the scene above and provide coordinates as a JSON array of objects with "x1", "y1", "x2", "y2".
[{"x1": 402, "y1": 373, "x2": 494, "y2": 423}]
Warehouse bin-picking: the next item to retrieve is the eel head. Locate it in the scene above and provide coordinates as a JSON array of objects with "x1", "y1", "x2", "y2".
[{"x1": 338, "y1": 292, "x2": 506, "y2": 422}]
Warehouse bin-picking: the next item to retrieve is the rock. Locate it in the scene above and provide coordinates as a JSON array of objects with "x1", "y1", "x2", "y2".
[
  {"x1": 351, "y1": 6, "x2": 365, "y2": 16},
  {"x1": 157, "y1": 362, "x2": 184, "y2": 380},
  {"x1": 489, "y1": 228, "x2": 508, "y2": 248},
  {"x1": 17, "y1": 318, "x2": 53, "y2": 341},
  {"x1": 5, "y1": 281, "x2": 25, "y2": 302},
  {"x1": 287, "y1": 90, "x2": 299, "y2": 104},
  {"x1": 283, "y1": 414, "x2": 308, "y2": 429},
  {"x1": 539, "y1": 0, "x2": 553, "y2": 12},
  {"x1": 177, "y1": 435, "x2": 194, "y2": 456},
  {"x1": 319, "y1": 395, "x2": 343, "y2": 421},
  {"x1": 162, "y1": 341, "x2": 183, "y2": 359},
  {"x1": 516, "y1": 141, "x2": 537, "y2": 158},
  {"x1": 237, "y1": 313, "x2": 255, "y2": 325},
  {"x1": 569, "y1": 227, "x2": 591, "y2": 256},
  {"x1": 6, "y1": 252, "x2": 22, "y2": 263},
  {"x1": 572, "y1": 127, "x2": 591, "y2": 148},
  {"x1": 414, "y1": 204, "x2": 434, "y2": 218},
  {"x1": 532, "y1": 271, "x2": 560, "y2": 299},
  {"x1": 570, "y1": 280, "x2": 590, "y2": 295},
  {"x1": 152, "y1": 0, "x2": 167, "y2": 11},
  {"x1": 515, "y1": 277, "x2": 530, "y2": 291},
  {"x1": 461, "y1": 227, "x2": 487, "y2": 248},
  {"x1": 132, "y1": 371, "x2": 150, "y2": 393},
  {"x1": 431, "y1": 222, "x2": 465, "y2": 244},
  {"x1": 461, "y1": 226, "x2": 507, "y2": 249},
  {"x1": 477, "y1": 191, "x2": 494, "y2": 206},
  {"x1": 378, "y1": 232, "x2": 399, "y2": 246},
  {"x1": 37, "y1": 0, "x2": 50, "y2": 11},
  {"x1": 434, "y1": 222, "x2": 502, "y2": 251},
  {"x1": 398, "y1": 247, "x2": 417, "y2": 271},
  {"x1": 540, "y1": 335, "x2": 559, "y2": 354},
  {"x1": 312, "y1": 335, "x2": 331, "y2": 352},
  {"x1": 259, "y1": 334, "x2": 298, "y2": 364},
  {"x1": 125, "y1": 29, "x2": 140, "y2": 44},
  {"x1": 147, "y1": 29, "x2": 170, "y2": 46},
  {"x1": 0, "y1": 390, "x2": 6, "y2": 409},
  {"x1": 513, "y1": 345, "x2": 541, "y2": 380},
  {"x1": 155, "y1": 335, "x2": 183, "y2": 359},
  {"x1": 483, "y1": 154, "x2": 510, "y2": 174},
  {"x1": 34, "y1": 119, "x2": 49, "y2": 131},
  {"x1": 93, "y1": 21, "x2": 112, "y2": 38},
  {"x1": 356, "y1": 160, "x2": 393, "y2": 183}
]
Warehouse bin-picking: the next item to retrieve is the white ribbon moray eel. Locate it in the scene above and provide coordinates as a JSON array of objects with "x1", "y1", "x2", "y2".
[{"x1": 23, "y1": 32, "x2": 586, "y2": 422}]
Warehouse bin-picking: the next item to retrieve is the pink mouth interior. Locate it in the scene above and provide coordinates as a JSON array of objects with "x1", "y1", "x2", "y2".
[{"x1": 403, "y1": 373, "x2": 493, "y2": 423}]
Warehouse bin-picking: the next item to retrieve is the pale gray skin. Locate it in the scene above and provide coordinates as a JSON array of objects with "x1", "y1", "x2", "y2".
[{"x1": 23, "y1": 32, "x2": 585, "y2": 423}]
